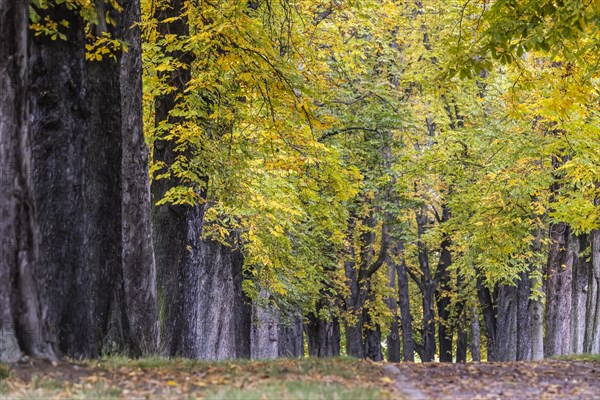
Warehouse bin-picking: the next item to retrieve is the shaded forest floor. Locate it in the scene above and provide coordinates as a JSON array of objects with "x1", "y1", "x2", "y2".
[{"x1": 0, "y1": 355, "x2": 599, "y2": 399}]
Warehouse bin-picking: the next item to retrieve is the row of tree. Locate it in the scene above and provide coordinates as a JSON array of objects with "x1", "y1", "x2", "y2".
[{"x1": 1, "y1": 0, "x2": 599, "y2": 363}]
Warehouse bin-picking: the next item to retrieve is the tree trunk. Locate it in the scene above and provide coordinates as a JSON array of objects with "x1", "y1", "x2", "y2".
[
  {"x1": 530, "y1": 228, "x2": 544, "y2": 360},
  {"x1": 456, "y1": 312, "x2": 468, "y2": 363},
  {"x1": 415, "y1": 211, "x2": 435, "y2": 362},
  {"x1": 570, "y1": 235, "x2": 589, "y2": 354},
  {"x1": 544, "y1": 223, "x2": 574, "y2": 357},
  {"x1": 477, "y1": 277, "x2": 496, "y2": 361},
  {"x1": 584, "y1": 229, "x2": 600, "y2": 353},
  {"x1": 395, "y1": 244, "x2": 415, "y2": 362},
  {"x1": 116, "y1": 0, "x2": 159, "y2": 357},
  {"x1": 363, "y1": 305, "x2": 384, "y2": 361},
  {"x1": 386, "y1": 261, "x2": 401, "y2": 362},
  {"x1": 305, "y1": 305, "x2": 341, "y2": 357},
  {"x1": 436, "y1": 235, "x2": 452, "y2": 362},
  {"x1": 29, "y1": 3, "x2": 92, "y2": 358},
  {"x1": 151, "y1": 1, "x2": 242, "y2": 360},
  {"x1": 495, "y1": 284, "x2": 517, "y2": 361},
  {"x1": 470, "y1": 307, "x2": 481, "y2": 362},
  {"x1": 83, "y1": 5, "x2": 124, "y2": 356},
  {"x1": 251, "y1": 291, "x2": 279, "y2": 359},
  {"x1": 516, "y1": 271, "x2": 532, "y2": 360},
  {"x1": 0, "y1": 0, "x2": 56, "y2": 362},
  {"x1": 278, "y1": 313, "x2": 304, "y2": 358}
]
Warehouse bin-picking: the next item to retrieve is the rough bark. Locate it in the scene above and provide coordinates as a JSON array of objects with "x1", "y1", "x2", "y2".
[
  {"x1": 436, "y1": 233, "x2": 452, "y2": 362},
  {"x1": 584, "y1": 229, "x2": 600, "y2": 353},
  {"x1": 530, "y1": 230, "x2": 544, "y2": 360},
  {"x1": 278, "y1": 314, "x2": 304, "y2": 358},
  {"x1": 395, "y1": 244, "x2": 415, "y2": 362},
  {"x1": 544, "y1": 223, "x2": 574, "y2": 357},
  {"x1": 251, "y1": 291, "x2": 279, "y2": 359},
  {"x1": 0, "y1": 0, "x2": 56, "y2": 362},
  {"x1": 456, "y1": 312, "x2": 468, "y2": 363},
  {"x1": 305, "y1": 304, "x2": 341, "y2": 357},
  {"x1": 516, "y1": 271, "x2": 532, "y2": 361},
  {"x1": 386, "y1": 261, "x2": 401, "y2": 362},
  {"x1": 570, "y1": 235, "x2": 589, "y2": 354},
  {"x1": 476, "y1": 277, "x2": 496, "y2": 361},
  {"x1": 414, "y1": 211, "x2": 436, "y2": 362},
  {"x1": 470, "y1": 307, "x2": 481, "y2": 362},
  {"x1": 29, "y1": 3, "x2": 91, "y2": 358},
  {"x1": 116, "y1": 0, "x2": 159, "y2": 356},
  {"x1": 495, "y1": 284, "x2": 517, "y2": 361},
  {"x1": 152, "y1": 1, "x2": 243, "y2": 359},
  {"x1": 83, "y1": 5, "x2": 124, "y2": 356}
]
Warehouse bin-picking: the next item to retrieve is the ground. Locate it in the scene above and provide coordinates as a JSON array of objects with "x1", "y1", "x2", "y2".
[{"x1": 0, "y1": 356, "x2": 599, "y2": 399}]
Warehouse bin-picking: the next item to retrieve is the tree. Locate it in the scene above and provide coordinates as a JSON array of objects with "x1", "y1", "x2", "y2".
[
  {"x1": 0, "y1": 0, "x2": 56, "y2": 362},
  {"x1": 28, "y1": 0, "x2": 158, "y2": 358}
]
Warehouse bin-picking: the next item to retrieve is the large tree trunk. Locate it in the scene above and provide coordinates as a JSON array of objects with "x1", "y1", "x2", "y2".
[
  {"x1": 29, "y1": 1, "x2": 159, "y2": 358},
  {"x1": 29, "y1": 3, "x2": 92, "y2": 358},
  {"x1": 152, "y1": 1, "x2": 244, "y2": 360},
  {"x1": 544, "y1": 223, "x2": 574, "y2": 357},
  {"x1": 0, "y1": 0, "x2": 56, "y2": 362},
  {"x1": 116, "y1": 0, "x2": 159, "y2": 356},
  {"x1": 83, "y1": 4, "x2": 124, "y2": 357}
]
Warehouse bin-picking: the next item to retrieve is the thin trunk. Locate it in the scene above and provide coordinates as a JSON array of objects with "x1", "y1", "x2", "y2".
[
  {"x1": 476, "y1": 276, "x2": 496, "y2": 361},
  {"x1": 530, "y1": 228, "x2": 544, "y2": 360},
  {"x1": 470, "y1": 307, "x2": 481, "y2": 362},
  {"x1": 395, "y1": 244, "x2": 415, "y2": 362},
  {"x1": 584, "y1": 229, "x2": 600, "y2": 353},
  {"x1": 386, "y1": 262, "x2": 401, "y2": 362},
  {"x1": 456, "y1": 312, "x2": 468, "y2": 362},
  {"x1": 0, "y1": 0, "x2": 56, "y2": 361},
  {"x1": 416, "y1": 211, "x2": 435, "y2": 361},
  {"x1": 436, "y1": 234, "x2": 452, "y2": 362}
]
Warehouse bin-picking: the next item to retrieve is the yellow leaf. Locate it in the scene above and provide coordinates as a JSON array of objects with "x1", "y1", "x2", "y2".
[{"x1": 167, "y1": 380, "x2": 178, "y2": 386}]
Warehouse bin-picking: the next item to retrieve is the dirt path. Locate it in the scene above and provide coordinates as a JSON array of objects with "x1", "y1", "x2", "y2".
[{"x1": 387, "y1": 360, "x2": 600, "y2": 399}]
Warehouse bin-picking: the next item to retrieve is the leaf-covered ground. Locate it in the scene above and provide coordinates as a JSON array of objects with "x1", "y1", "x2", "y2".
[
  {"x1": 389, "y1": 356, "x2": 600, "y2": 399},
  {"x1": 1, "y1": 356, "x2": 599, "y2": 399},
  {"x1": 0, "y1": 357, "x2": 397, "y2": 399}
]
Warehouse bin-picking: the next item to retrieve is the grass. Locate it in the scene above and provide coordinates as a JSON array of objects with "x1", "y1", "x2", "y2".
[
  {"x1": 4, "y1": 357, "x2": 395, "y2": 399},
  {"x1": 552, "y1": 353, "x2": 600, "y2": 362},
  {"x1": 0, "y1": 363, "x2": 10, "y2": 379}
]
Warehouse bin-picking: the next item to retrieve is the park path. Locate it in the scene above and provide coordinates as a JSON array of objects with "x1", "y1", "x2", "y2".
[{"x1": 383, "y1": 359, "x2": 600, "y2": 399}]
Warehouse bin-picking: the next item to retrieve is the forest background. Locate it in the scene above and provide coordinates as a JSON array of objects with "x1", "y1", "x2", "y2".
[{"x1": 1, "y1": 0, "x2": 599, "y2": 365}]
